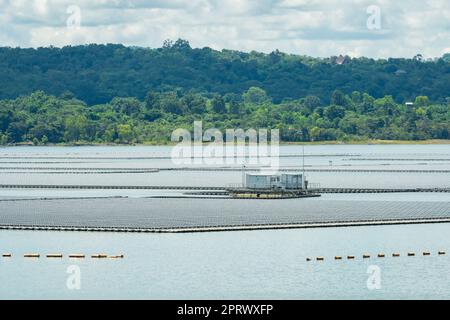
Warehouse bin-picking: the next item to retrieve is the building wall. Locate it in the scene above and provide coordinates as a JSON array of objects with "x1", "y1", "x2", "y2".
[
  {"x1": 281, "y1": 174, "x2": 303, "y2": 189},
  {"x1": 245, "y1": 175, "x2": 272, "y2": 189},
  {"x1": 245, "y1": 174, "x2": 303, "y2": 190}
]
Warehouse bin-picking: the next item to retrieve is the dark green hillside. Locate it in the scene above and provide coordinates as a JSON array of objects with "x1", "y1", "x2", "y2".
[{"x1": 1, "y1": 39, "x2": 450, "y2": 105}]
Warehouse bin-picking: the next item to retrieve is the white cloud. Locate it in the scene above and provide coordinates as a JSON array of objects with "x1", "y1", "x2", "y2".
[{"x1": 1, "y1": 0, "x2": 449, "y2": 58}]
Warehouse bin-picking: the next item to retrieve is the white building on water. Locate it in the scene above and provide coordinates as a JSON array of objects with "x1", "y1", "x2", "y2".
[{"x1": 245, "y1": 173, "x2": 305, "y2": 190}]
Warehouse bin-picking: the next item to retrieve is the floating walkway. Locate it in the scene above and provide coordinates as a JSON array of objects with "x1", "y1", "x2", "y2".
[
  {"x1": 0, "y1": 184, "x2": 224, "y2": 190},
  {"x1": 312, "y1": 187, "x2": 450, "y2": 193},
  {"x1": 2, "y1": 217, "x2": 450, "y2": 234},
  {"x1": 0, "y1": 184, "x2": 448, "y2": 193},
  {"x1": 1, "y1": 166, "x2": 448, "y2": 173}
]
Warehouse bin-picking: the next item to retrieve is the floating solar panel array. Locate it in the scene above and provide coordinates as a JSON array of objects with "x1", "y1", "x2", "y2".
[{"x1": 0, "y1": 198, "x2": 448, "y2": 232}]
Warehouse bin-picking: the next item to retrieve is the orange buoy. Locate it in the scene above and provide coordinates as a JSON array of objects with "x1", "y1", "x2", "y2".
[{"x1": 109, "y1": 255, "x2": 124, "y2": 259}]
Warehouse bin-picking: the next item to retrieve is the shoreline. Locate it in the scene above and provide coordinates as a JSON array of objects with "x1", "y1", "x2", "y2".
[{"x1": 2, "y1": 139, "x2": 450, "y2": 147}]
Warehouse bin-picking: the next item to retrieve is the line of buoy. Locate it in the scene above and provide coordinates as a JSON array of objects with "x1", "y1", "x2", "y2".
[
  {"x1": 1, "y1": 253, "x2": 124, "y2": 259},
  {"x1": 307, "y1": 251, "x2": 447, "y2": 262}
]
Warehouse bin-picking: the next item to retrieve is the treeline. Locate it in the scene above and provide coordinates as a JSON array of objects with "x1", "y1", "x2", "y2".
[
  {"x1": 0, "y1": 89, "x2": 448, "y2": 145},
  {"x1": 1, "y1": 39, "x2": 450, "y2": 105}
]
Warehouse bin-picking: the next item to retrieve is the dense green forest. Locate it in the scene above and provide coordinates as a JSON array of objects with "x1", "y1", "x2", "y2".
[
  {"x1": 0, "y1": 88, "x2": 448, "y2": 145},
  {"x1": 0, "y1": 40, "x2": 448, "y2": 144},
  {"x1": 1, "y1": 39, "x2": 450, "y2": 105}
]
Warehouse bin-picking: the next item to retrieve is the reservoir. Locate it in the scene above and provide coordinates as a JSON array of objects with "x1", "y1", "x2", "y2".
[{"x1": 0, "y1": 144, "x2": 449, "y2": 299}]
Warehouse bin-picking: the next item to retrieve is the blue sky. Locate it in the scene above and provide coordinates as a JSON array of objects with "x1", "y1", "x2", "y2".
[{"x1": 1, "y1": 0, "x2": 449, "y2": 58}]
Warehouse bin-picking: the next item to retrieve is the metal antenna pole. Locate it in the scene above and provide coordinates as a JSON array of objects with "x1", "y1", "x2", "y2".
[
  {"x1": 302, "y1": 144, "x2": 306, "y2": 189},
  {"x1": 242, "y1": 163, "x2": 245, "y2": 188}
]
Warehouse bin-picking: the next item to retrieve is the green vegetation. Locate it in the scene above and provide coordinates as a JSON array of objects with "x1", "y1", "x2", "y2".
[
  {"x1": 0, "y1": 40, "x2": 449, "y2": 145},
  {"x1": 1, "y1": 40, "x2": 450, "y2": 105},
  {"x1": 0, "y1": 89, "x2": 448, "y2": 145}
]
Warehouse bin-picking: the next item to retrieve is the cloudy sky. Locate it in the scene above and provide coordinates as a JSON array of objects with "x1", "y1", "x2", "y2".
[{"x1": 0, "y1": 0, "x2": 449, "y2": 58}]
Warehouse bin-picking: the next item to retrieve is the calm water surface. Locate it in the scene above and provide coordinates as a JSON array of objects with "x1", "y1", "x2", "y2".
[
  {"x1": 1, "y1": 225, "x2": 450, "y2": 299},
  {"x1": 0, "y1": 145, "x2": 449, "y2": 299}
]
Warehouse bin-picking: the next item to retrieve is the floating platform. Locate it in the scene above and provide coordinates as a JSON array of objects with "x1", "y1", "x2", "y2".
[
  {"x1": 227, "y1": 188, "x2": 320, "y2": 199},
  {"x1": 0, "y1": 197, "x2": 448, "y2": 233}
]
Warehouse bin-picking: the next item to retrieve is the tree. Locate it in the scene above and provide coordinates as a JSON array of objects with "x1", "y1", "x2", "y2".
[
  {"x1": 212, "y1": 96, "x2": 227, "y2": 113},
  {"x1": 64, "y1": 115, "x2": 88, "y2": 142},
  {"x1": 331, "y1": 90, "x2": 346, "y2": 106},
  {"x1": 324, "y1": 105, "x2": 346, "y2": 120},
  {"x1": 182, "y1": 93, "x2": 206, "y2": 114},
  {"x1": 111, "y1": 97, "x2": 142, "y2": 116},
  {"x1": 303, "y1": 95, "x2": 321, "y2": 111},
  {"x1": 243, "y1": 87, "x2": 270, "y2": 105},
  {"x1": 229, "y1": 101, "x2": 242, "y2": 115},
  {"x1": 0, "y1": 89, "x2": 448, "y2": 145},
  {"x1": 117, "y1": 124, "x2": 134, "y2": 143},
  {"x1": 144, "y1": 109, "x2": 162, "y2": 122},
  {"x1": 160, "y1": 93, "x2": 184, "y2": 115},
  {"x1": 0, "y1": 134, "x2": 8, "y2": 145},
  {"x1": 415, "y1": 96, "x2": 430, "y2": 107},
  {"x1": 442, "y1": 53, "x2": 450, "y2": 63},
  {"x1": 145, "y1": 91, "x2": 161, "y2": 110},
  {"x1": 41, "y1": 135, "x2": 49, "y2": 144}
]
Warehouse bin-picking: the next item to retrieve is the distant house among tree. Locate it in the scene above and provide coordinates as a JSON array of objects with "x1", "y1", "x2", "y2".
[
  {"x1": 333, "y1": 55, "x2": 351, "y2": 65},
  {"x1": 395, "y1": 69, "x2": 407, "y2": 76}
]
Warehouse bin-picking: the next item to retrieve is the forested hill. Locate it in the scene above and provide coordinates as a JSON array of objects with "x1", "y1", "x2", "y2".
[{"x1": 1, "y1": 39, "x2": 450, "y2": 105}]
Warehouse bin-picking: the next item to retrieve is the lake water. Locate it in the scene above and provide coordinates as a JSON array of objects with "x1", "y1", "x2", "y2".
[
  {"x1": 2, "y1": 225, "x2": 450, "y2": 300},
  {"x1": 0, "y1": 144, "x2": 449, "y2": 299}
]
